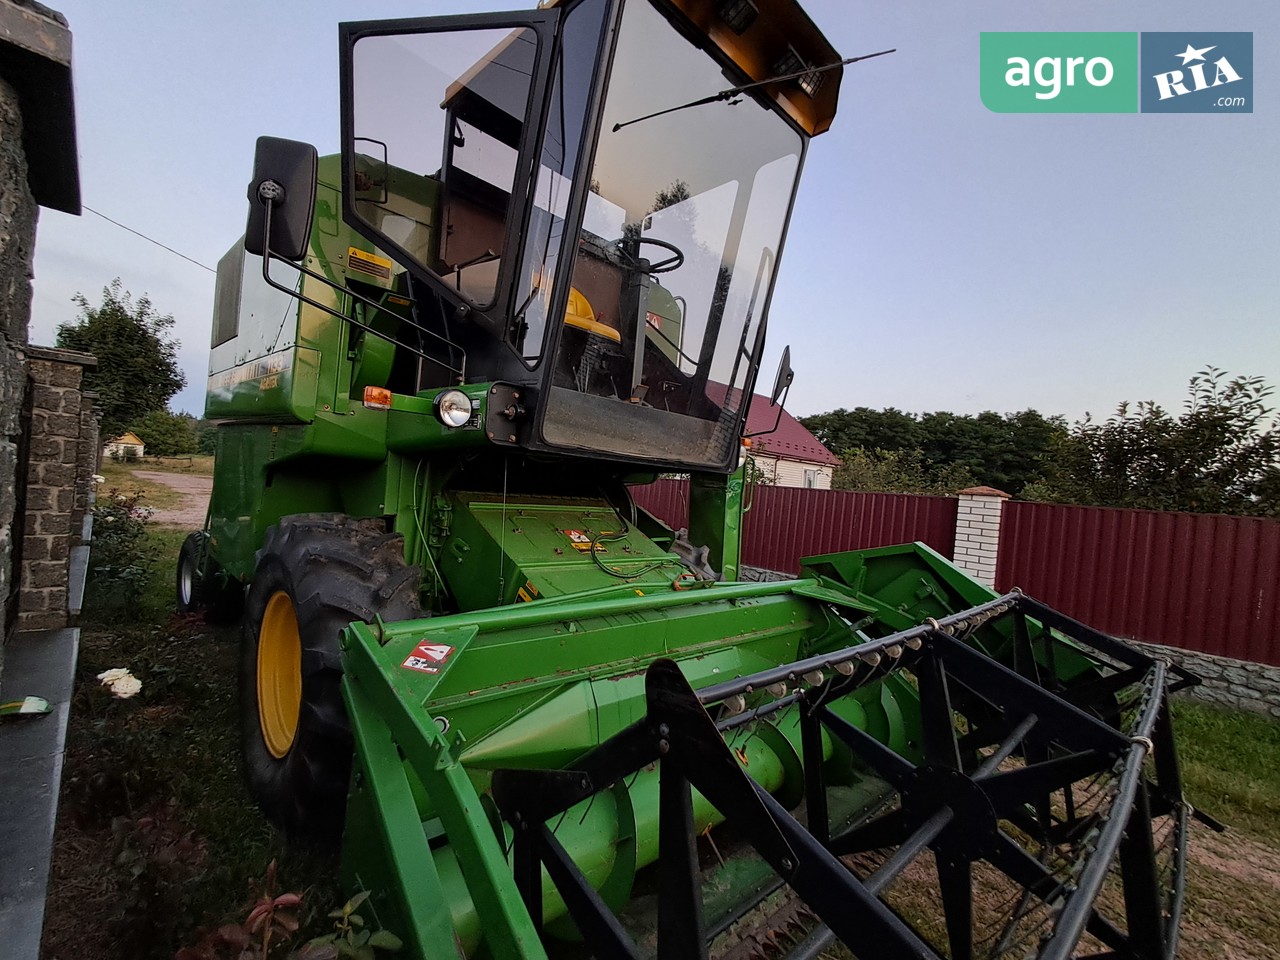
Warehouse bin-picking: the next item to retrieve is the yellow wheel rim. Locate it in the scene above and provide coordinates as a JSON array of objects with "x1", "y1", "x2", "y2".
[{"x1": 257, "y1": 591, "x2": 302, "y2": 759}]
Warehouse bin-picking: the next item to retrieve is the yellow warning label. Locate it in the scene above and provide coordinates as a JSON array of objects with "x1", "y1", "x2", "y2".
[
  {"x1": 516, "y1": 581, "x2": 541, "y2": 603},
  {"x1": 347, "y1": 247, "x2": 393, "y2": 281},
  {"x1": 563, "y1": 529, "x2": 598, "y2": 552},
  {"x1": 563, "y1": 529, "x2": 617, "y2": 552}
]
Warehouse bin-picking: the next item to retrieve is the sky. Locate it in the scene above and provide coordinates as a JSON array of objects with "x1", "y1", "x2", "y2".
[{"x1": 27, "y1": 0, "x2": 1280, "y2": 424}]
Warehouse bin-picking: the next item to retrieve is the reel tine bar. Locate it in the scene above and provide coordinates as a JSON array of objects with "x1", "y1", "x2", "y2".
[{"x1": 492, "y1": 592, "x2": 1192, "y2": 960}]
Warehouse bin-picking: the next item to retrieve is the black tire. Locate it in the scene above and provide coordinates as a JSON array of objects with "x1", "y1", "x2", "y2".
[
  {"x1": 240, "y1": 515, "x2": 422, "y2": 839},
  {"x1": 176, "y1": 531, "x2": 245, "y2": 624},
  {"x1": 177, "y1": 532, "x2": 206, "y2": 615}
]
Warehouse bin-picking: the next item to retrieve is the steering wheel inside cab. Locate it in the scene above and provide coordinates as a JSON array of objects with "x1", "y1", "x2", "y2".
[{"x1": 611, "y1": 236, "x2": 684, "y2": 275}]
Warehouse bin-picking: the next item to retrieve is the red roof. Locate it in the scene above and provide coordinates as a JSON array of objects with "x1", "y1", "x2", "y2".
[{"x1": 705, "y1": 382, "x2": 840, "y2": 466}]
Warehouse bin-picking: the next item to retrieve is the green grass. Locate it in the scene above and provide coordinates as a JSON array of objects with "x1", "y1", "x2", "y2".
[
  {"x1": 98, "y1": 461, "x2": 184, "y2": 511},
  {"x1": 1172, "y1": 697, "x2": 1280, "y2": 845}
]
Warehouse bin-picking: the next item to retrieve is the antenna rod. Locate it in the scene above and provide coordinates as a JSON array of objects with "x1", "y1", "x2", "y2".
[{"x1": 613, "y1": 48, "x2": 897, "y2": 133}]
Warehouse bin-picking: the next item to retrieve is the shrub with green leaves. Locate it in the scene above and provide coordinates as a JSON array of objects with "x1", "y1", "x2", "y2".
[{"x1": 87, "y1": 488, "x2": 157, "y2": 609}]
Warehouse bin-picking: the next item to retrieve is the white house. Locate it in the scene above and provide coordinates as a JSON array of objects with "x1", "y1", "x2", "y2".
[
  {"x1": 103, "y1": 431, "x2": 145, "y2": 460},
  {"x1": 706, "y1": 383, "x2": 839, "y2": 488}
]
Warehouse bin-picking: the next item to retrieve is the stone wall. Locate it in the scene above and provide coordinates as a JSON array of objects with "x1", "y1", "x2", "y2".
[
  {"x1": 0, "y1": 72, "x2": 37, "y2": 655},
  {"x1": 741, "y1": 564, "x2": 790, "y2": 583},
  {"x1": 18, "y1": 347, "x2": 98, "y2": 630},
  {"x1": 1127, "y1": 639, "x2": 1280, "y2": 718}
]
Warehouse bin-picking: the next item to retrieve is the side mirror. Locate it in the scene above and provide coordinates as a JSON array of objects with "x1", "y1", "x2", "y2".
[
  {"x1": 770, "y1": 345, "x2": 794, "y2": 406},
  {"x1": 747, "y1": 346, "x2": 794, "y2": 439},
  {"x1": 245, "y1": 136, "x2": 318, "y2": 262}
]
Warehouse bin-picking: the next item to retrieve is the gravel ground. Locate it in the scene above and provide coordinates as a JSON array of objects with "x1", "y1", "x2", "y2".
[{"x1": 131, "y1": 470, "x2": 212, "y2": 529}]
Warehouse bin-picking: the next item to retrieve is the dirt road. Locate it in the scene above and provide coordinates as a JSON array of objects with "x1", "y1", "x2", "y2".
[{"x1": 132, "y1": 470, "x2": 212, "y2": 528}]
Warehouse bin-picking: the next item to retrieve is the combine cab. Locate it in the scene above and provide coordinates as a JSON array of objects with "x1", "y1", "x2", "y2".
[{"x1": 180, "y1": 1, "x2": 1203, "y2": 957}]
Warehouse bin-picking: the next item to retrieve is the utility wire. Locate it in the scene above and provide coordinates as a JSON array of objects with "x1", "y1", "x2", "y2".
[{"x1": 83, "y1": 204, "x2": 216, "y2": 274}]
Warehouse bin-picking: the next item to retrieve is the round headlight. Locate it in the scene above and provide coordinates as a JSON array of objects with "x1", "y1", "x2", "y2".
[{"x1": 434, "y1": 389, "x2": 473, "y2": 428}]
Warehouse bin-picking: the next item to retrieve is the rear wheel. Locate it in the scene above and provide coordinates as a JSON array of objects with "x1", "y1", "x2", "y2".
[
  {"x1": 176, "y1": 533, "x2": 204, "y2": 614},
  {"x1": 240, "y1": 515, "x2": 421, "y2": 839},
  {"x1": 177, "y1": 531, "x2": 244, "y2": 623}
]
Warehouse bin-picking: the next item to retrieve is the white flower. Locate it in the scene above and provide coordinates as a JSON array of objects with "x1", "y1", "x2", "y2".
[
  {"x1": 97, "y1": 668, "x2": 142, "y2": 699},
  {"x1": 102, "y1": 516, "x2": 116, "y2": 523},
  {"x1": 91, "y1": 475, "x2": 105, "y2": 484},
  {"x1": 111, "y1": 675, "x2": 142, "y2": 698}
]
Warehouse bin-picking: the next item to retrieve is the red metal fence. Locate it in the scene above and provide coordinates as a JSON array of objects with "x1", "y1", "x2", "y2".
[
  {"x1": 997, "y1": 502, "x2": 1280, "y2": 667},
  {"x1": 631, "y1": 480, "x2": 1280, "y2": 666},
  {"x1": 629, "y1": 480, "x2": 957, "y2": 574},
  {"x1": 629, "y1": 479, "x2": 689, "y2": 532}
]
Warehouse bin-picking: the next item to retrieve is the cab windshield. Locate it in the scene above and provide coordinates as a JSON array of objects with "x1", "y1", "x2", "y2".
[{"x1": 537, "y1": 0, "x2": 804, "y2": 470}]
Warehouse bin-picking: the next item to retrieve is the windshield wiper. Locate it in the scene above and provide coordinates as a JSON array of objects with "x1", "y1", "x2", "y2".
[{"x1": 612, "y1": 48, "x2": 896, "y2": 133}]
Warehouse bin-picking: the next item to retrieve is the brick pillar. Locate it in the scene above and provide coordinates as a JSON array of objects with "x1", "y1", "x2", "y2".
[
  {"x1": 952, "y1": 485, "x2": 1010, "y2": 587},
  {"x1": 18, "y1": 346, "x2": 97, "y2": 630}
]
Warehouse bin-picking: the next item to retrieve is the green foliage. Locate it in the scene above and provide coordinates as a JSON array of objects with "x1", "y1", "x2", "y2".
[
  {"x1": 130, "y1": 409, "x2": 199, "y2": 457},
  {"x1": 833, "y1": 448, "x2": 977, "y2": 495},
  {"x1": 744, "y1": 455, "x2": 773, "y2": 487},
  {"x1": 176, "y1": 860, "x2": 302, "y2": 960},
  {"x1": 56, "y1": 279, "x2": 186, "y2": 440},
  {"x1": 194, "y1": 419, "x2": 219, "y2": 455},
  {"x1": 651, "y1": 179, "x2": 691, "y2": 211},
  {"x1": 177, "y1": 879, "x2": 403, "y2": 960},
  {"x1": 802, "y1": 407, "x2": 1065, "y2": 495},
  {"x1": 803, "y1": 406, "x2": 918, "y2": 455},
  {"x1": 86, "y1": 487, "x2": 158, "y2": 612},
  {"x1": 1029, "y1": 368, "x2": 1280, "y2": 516},
  {"x1": 917, "y1": 409, "x2": 1066, "y2": 495},
  {"x1": 106, "y1": 807, "x2": 209, "y2": 958},
  {"x1": 51, "y1": 527, "x2": 340, "y2": 958},
  {"x1": 296, "y1": 890, "x2": 403, "y2": 960}
]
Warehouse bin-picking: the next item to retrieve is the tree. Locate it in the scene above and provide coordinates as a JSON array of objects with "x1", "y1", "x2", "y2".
[
  {"x1": 651, "y1": 180, "x2": 691, "y2": 212},
  {"x1": 802, "y1": 407, "x2": 919, "y2": 455},
  {"x1": 917, "y1": 409, "x2": 1066, "y2": 494},
  {"x1": 1026, "y1": 368, "x2": 1280, "y2": 516},
  {"x1": 833, "y1": 448, "x2": 977, "y2": 495},
  {"x1": 129, "y1": 410, "x2": 198, "y2": 457},
  {"x1": 193, "y1": 418, "x2": 218, "y2": 456},
  {"x1": 800, "y1": 406, "x2": 1064, "y2": 495},
  {"x1": 56, "y1": 279, "x2": 186, "y2": 440}
]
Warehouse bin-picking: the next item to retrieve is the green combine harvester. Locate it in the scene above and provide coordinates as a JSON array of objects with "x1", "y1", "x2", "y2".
[{"x1": 179, "y1": 1, "x2": 1207, "y2": 957}]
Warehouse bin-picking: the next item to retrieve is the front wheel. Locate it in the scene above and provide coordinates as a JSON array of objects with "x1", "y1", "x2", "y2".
[{"x1": 240, "y1": 515, "x2": 421, "y2": 839}]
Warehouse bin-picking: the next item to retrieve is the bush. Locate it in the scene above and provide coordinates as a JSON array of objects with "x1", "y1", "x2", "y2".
[
  {"x1": 87, "y1": 488, "x2": 157, "y2": 610},
  {"x1": 833, "y1": 447, "x2": 977, "y2": 495},
  {"x1": 1030, "y1": 367, "x2": 1280, "y2": 515}
]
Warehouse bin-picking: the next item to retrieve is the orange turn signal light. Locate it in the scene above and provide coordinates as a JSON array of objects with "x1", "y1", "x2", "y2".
[{"x1": 363, "y1": 386, "x2": 392, "y2": 410}]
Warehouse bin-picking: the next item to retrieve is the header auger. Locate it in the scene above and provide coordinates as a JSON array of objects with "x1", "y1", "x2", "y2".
[{"x1": 179, "y1": 0, "x2": 1205, "y2": 957}]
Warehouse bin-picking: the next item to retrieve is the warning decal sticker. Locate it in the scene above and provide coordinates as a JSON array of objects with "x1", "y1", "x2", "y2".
[
  {"x1": 348, "y1": 246, "x2": 393, "y2": 281},
  {"x1": 401, "y1": 641, "x2": 456, "y2": 674},
  {"x1": 563, "y1": 529, "x2": 613, "y2": 552}
]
